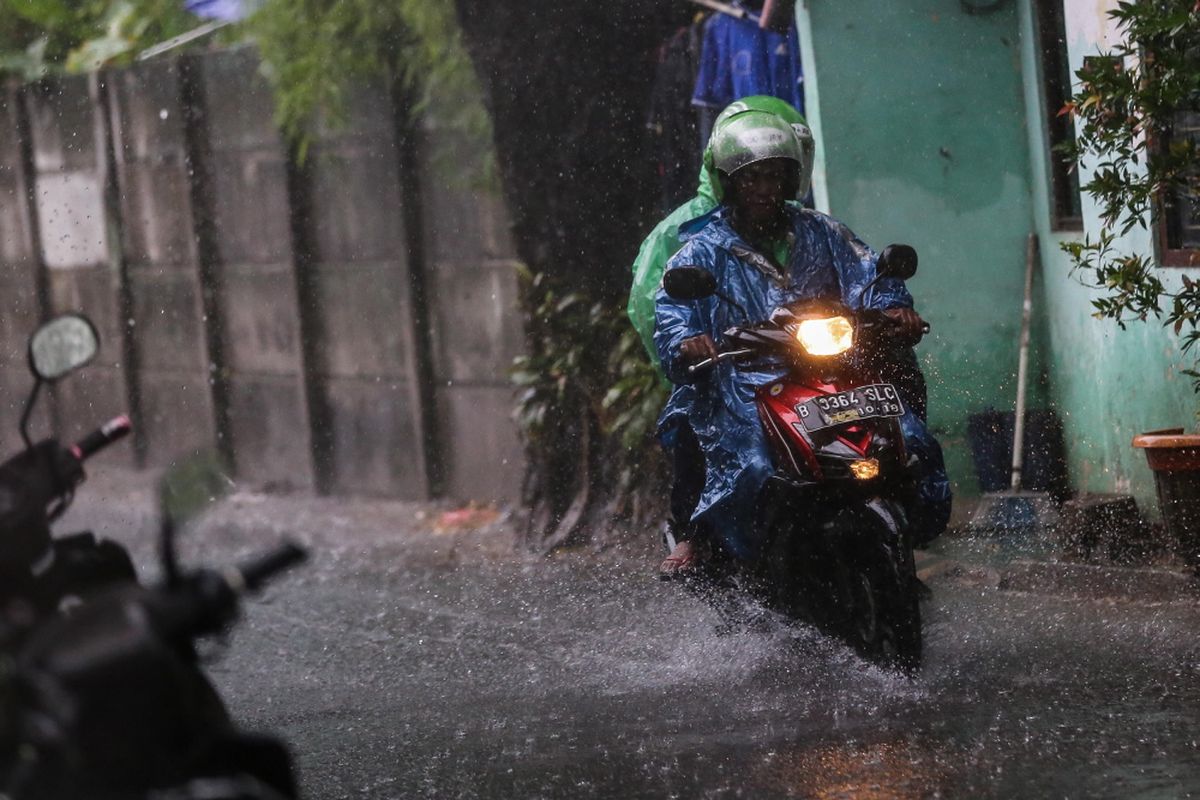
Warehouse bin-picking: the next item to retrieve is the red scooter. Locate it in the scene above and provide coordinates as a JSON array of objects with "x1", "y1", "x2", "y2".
[{"x1": 663, "y1": 245, "x2": 927, "y2": 670}]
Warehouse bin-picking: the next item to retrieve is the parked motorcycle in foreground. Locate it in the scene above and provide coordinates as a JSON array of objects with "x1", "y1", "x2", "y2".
[
  {"x1": 0, "y1": 314, "x2": 310, "y2": 799},
  {"x1": 0, "y1": 313, "x2": 136, "y2": 619},
  {"x1": 663, "y1": 245, "x2": 928, "y2": 671},
  {"x1": 2, "y1": 520, "x2": 308, "y2": 799}
]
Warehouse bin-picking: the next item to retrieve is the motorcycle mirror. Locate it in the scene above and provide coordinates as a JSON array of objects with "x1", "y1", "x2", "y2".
[
  {"x1": 156, "y1": 451, "x2": 235, "y2": 586},
  {"x1": 876, "y1": 244, "x2": 918, "y2": 282},
  {"x1": 28, "y1": 314, "x2": 99, "y2": 382},
  {"x1": 663, "y1": 267, "x2": 718, "y2": 301}
]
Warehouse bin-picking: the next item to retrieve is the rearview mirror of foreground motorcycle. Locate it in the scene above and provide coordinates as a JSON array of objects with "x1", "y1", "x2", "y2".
[
  {"x1": 876, "y1": 244, "x2": 919, "y2": 282},
  {"x1": 21, "y1": 313, "x2": 101, "y2": 449},
  {"x1": 157, "y1": 451, "x2": 236, "y2": 586},
  {"x1": 28, "y1": 313, "x2": 99, "y2": 383},
  {"x1": 663, "y1": 266, "x2": 718, "y2": 300}
]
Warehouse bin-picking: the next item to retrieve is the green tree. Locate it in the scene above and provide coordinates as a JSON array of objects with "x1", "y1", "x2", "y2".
[{"x1": 1062, "y1": 0, "x2": 1200, "y2": 387}]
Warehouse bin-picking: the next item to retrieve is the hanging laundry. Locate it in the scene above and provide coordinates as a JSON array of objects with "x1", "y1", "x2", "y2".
[
  {"x1": 691, "y1": 11, "x2": 803, "y2": 116},
  {"x1": 185, "y1": 0, "x2": 251, "y2": 21}
]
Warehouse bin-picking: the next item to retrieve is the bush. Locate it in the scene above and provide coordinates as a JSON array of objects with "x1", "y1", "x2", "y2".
[{"x1": 511, "y1": 268, "x2": 670, "y2": 550}]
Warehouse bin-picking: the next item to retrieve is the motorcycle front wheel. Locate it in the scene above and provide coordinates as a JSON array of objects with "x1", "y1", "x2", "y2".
[
  {"x1": 841, "y1": 552, "x2": 921, "y2": 671},
  {"x1": 830, "y1": 507, "x2": 922, "y2": 673}
]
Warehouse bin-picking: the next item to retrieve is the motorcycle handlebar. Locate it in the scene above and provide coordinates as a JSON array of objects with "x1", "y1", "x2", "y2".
[
  {"x1": 233, "y1": 541, "x2": 308, "y2": 593},
  {"x1": 687, "y1": 349, "x2": 754, "y2": 375},
  {"x1": 686, "y1": 317, "x2": 930, "y2": 375},
  {"x1": 144, "y1": 542, "x2": 308, "y2": 641},
  {"x1": 860, "y1": 310, "x2": 931, "y2": 336},
  {"x1": 70, "y1": 415, "x2": 133, "y2": 461}
]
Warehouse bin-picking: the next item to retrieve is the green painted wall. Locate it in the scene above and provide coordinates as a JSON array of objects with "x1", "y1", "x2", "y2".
[
  {"x1": 1017, "y1": 0, "x2": 1196, "y2": 514},
  {"x1": 796, "y1": 0, "x2": 1046, "y2": 496}
]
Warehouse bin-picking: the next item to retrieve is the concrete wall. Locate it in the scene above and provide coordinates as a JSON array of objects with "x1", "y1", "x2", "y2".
[
  {"x1": 0, "y1": 48, "x2": 525, "y2": 504},
  {"x1": 796, "y1": 1, "x2": 1045, "y2": 495},
  {"x1": 109, "y1": 59, "x2": 217, "y2": 468},
  {"x1": 421, "y1": 130, "x2": 525, "y2": 502},
  {"x1": 193, "y1": 48, "x2": 315, "y2": 492},
  {"x1": 1017, "y1": 0, "x2": 1196, "y2": 513},
  {"x1": 301, "y1": 85, "x2": 431, "y2": 498}
]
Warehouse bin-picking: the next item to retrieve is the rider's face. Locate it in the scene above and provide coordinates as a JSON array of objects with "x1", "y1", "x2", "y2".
[{"x1": 729, "y1": 159, "x2": 790, "y2": 228}]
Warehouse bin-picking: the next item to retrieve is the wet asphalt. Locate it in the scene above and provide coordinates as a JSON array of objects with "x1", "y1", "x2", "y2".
[{"x1": 57, "y1": 471, "x2": 1200, "y2": 799}]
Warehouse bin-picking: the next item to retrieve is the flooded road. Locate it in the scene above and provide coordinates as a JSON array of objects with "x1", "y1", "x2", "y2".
[
  {"x1": 65, "y1": 479, "x2": 1200, "y2": 799},
  {"x1": 220, "y1": 543, "x2": 1200, "y2": 798}
]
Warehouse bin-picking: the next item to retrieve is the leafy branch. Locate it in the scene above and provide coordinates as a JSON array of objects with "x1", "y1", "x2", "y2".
[
  {"x1": 248, "y1": 0, "x2": 491, "y2": 170},
  {"x1": 512, "y1": 268, "x2": 667, "y2": 454},
  {"x1": 1061, "y1": 0, "x2": 1200, "y2": 390}
]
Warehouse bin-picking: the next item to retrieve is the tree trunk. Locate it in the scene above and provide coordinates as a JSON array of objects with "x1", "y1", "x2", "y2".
[{"x1": 454, "y1": 1, "x2": 689, "y2": 548}]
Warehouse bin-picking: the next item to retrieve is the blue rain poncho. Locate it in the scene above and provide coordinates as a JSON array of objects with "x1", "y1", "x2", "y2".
[{"x1": 654, "y1": 206, "x2": 951, "y2": 559}]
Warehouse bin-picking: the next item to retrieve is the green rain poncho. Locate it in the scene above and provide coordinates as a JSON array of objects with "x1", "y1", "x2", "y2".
[
  {"x1": 626, "y1": 97, "x2": 809, "y2": 371},
  {"x1": 626, "y1": 170, "x2": 720, "y2": 367}
]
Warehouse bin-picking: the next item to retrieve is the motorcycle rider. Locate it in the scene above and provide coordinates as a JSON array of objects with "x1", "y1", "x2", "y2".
[
  {"x1": 654, "y1": 110, "x2": 951, "y2": 564},
  {"x1": 628, "y1": 96, "x2": 812, "y2": 577}
]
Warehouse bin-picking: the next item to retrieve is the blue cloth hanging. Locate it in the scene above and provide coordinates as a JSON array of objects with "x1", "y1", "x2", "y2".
[
  {"x1": 185, "y1": 0, "x2": 248, "y2": 21},
  {"x1": 692, "y1": 12, "x2": 804, "y2": 114}
]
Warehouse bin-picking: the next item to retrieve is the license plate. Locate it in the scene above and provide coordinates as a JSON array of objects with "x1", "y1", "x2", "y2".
[{"x1": 794, "y1": 383, "x2": 904, "y2": 431}]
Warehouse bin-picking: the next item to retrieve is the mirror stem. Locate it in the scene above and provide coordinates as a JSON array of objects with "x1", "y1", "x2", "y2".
[
  {"x1": 19, "y1": 380, "x2": 42, "y2": 451},
  {"x1": 715, "y1": 290, "x2": 751, "y2": 323}
]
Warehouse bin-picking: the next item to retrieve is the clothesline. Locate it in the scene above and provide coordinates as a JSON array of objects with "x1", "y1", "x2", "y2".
[{"x1": 686, "y1": 0, "x2": 760, "y2": 24}]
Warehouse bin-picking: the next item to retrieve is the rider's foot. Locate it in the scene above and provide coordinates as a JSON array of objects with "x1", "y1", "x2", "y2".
[{"x1": 659, "y1": 539, "x2": 701, "y2": 580}]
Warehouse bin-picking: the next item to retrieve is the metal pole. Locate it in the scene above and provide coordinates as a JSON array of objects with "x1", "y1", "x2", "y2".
[
  {"x1": 1010, "y1": 233, "x2": 1037, "y2": 492},
  {"x1": 138, "y1": 21, "x2": 233, "y2": 62}
]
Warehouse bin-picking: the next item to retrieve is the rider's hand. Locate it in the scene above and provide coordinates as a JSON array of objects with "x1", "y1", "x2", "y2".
[
  {"x1": 882, "y1": 308, "x2": 926, "y2": 341},
  {"x1": 679, "y1": 334, "x2": 719, "y2": 367}
]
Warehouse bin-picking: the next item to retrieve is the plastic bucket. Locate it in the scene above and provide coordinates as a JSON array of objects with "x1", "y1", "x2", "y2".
[{"x1": 966, "y1": 409, "x2": 1069, "y2": 499}]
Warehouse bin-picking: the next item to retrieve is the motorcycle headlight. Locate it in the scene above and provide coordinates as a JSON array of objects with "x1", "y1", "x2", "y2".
[{"x1": 794, "y1": 316, "x2": 854, "y2": 356}]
